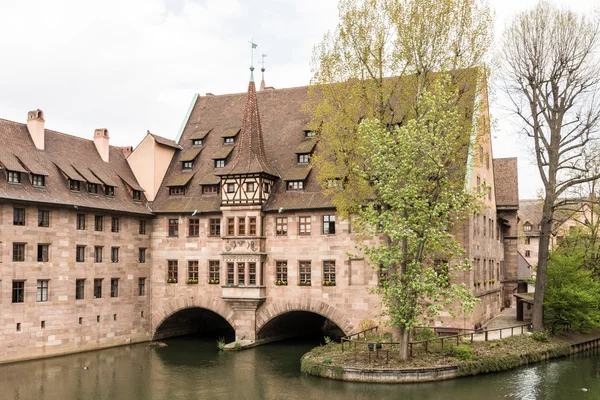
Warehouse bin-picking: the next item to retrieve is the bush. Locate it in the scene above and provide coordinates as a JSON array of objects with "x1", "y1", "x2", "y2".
[
  {"x1": 234, "y1": 342, "x2": 242, "y2": 350},
  {"x1": 531, "y1": 331, "x2": 549, "y2": 342},
  {"x1": 216, "y1": 338, "x2": 226, "y2": 351},
  {"x1": 448, "y1": 344, "x2": 473, "y2": 360},
  {"x1": 414, "y1": 327, "x2": 437, "y2": 341}
]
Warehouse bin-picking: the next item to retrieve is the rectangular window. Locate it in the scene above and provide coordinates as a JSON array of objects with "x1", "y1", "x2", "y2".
[
  {"x1": 323, "y1": 261, "x2": 336, "y2": 285},
  {"x1": 209, "y1": 218, "x2": 221, "y2": 236},
  {"x1": 133, "y1": 190, "x2": 142, "y2": 201},
  {"x1": 215, "y1": 159, "x2": 226, "y2": 168},
  {"x1": 169, "y1": 186, "x2": 186, "y2": 195},
  {"x1": 70, "y1": 180, "x2": 81, "y2": 191},
  {"x1": 246, "y1": 182, "x2": 255, "y2": 192},
  {"x1": 305, "y1": 130, "x2": 316, "y2": 138},
  {"x1": 38, "y1": 210, "x2": 50, "y2": 227},
  {"x1": 168, "y1": 219, "x2": 179, "y2": 237},
  {"x1": 111, "y1": 247, "x2": 119, "y2": 263},
  {"x1": 323, "y1": 215, "x2": 336, "y2": 235},
  {"x1": 168, "y1": 260, "x2": 178, "y2": 282},
  {"x1": 95, "y1": 215, "x2": 103, "y2": 231},
  {"x1": 76, "y1": 279, "x2": 85, "y2": 300},
  {"x1": 525, "y1": 237, "x2": 530, "y2": 245},
  {"x1": 188, "y1": 261, "x2": 199, "y2": 281},
  {"x1": 297, "y1": 154, "x2": 309, "y2": 163},
  {"x1": 13, "y1": 243, "x2": 25, "y2": 262},
  {"x1": 105, "y1": 186, "x2": 115, "y2": 197},
  {"x1": 138, "y1": 278, "x2": 146, "y2": 296},
  {"x1": 249, "y1": 262, "x2": 256, "y2": 285},
  {"x1": 287, "y1": 181, "x2": 304, "y2": 191},
  {"x1": 12, "y1": 281, "x2": 24, "y2": 303},
  {"x1": 139, "y1": 220, "x2": 146, "y2": 234},
  {"x1": 32, "y1": 174, "x2": 45, "y2": 187},
  {"x1": 37, "y1": 280, "x2": 49, "y2": 302},
  {"x1": 224, "y1": 137, "x2": 235, "y2": 144},
  {"x1": 94, "y1": 246, "x2": 103, "y2": 263},
  {"x1": 227, "y1": 262, "x2": 234, "y2": 285},
  {"x1": 238, "y1": 218, "x2": 246, "y2": 236},
  {"x1": 77, "y1": 214, "x2": 86, "y2": 230},
  {"x1": 299, "y1": 216, "x2": 311, "y2": 235},
  {"x1": 8, "y1": 171, "x2": 21, "y2": 183},
  {"x1": 93, "y1": 279, "x2": 102, "y2": 299},
  {"x1": 227, "y1": 218, "x2": 235, "y2": 236},
  {"x1": 249, "y1": 217, "x2": 257, "y2": 236},
  {"x1": 276, "y1": 261, "x2": 288, "y2": 284},
  {"x1": 264, "y1": 182, "x2": 270, "y2": 193},
  {"x1": 88, "y1": 183, "x2": 98, "y2": 194},
  {"x1": 192, "y1": 139, "x2": 203, "y2": 146},
  {"x1": 525, "y1": 250, "x2": 531, "y2": 257},
  {"x1": 111, "y1": 217, "x2": 120, "y2": 233},
  {"x1": 203, "y1": 185, "x2": 218, "y2": 194},
  {"x1": 227, "y1": 183, "x2": 235, "y2": 193},
  {"x1": 275, "y1": 217, "x2": 288, "y2": 236},
  {"x1": 13, "y1": 207, "x2": 25, "y2": 226},
  {"x1": 110, "y1": 278, "x2": 119, "y2": 298},
  {"x1": 189, "y1": 218, "x2": 200, "y2": 237},
  {"x1": 209, "y1": 261, "x2": 220, "y2": 283},
  {"x1": 37, "y1": 244, "x2": 49, "y2": 262},
  {"x1": 76, "y1": 245, "x2": 86, "y2": 262},
  {"x1": 182, "y1": 161, "x2": 193, "y2": 170},
  {"x1": 299, "y1": 261, "x2": 311, "y2": 285},
  {"x1": 139, "y1": 248, "x2": 146, "y2": 263},
  {"x1": 237, "y1": 262, "x2": 245, "y2": 286}
]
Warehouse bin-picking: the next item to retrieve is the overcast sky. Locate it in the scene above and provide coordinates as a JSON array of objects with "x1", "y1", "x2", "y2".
[{"x1": 0, "y1": 0, "x2": 597, "y2": 199}]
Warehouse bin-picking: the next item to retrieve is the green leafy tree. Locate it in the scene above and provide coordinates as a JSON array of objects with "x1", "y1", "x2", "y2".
[
  {"x1": 307, "y1": 0, "x2": 493, "y2": 359},
  {"x1": 544, "y1": 249, "x2": 600, "y2": 333}
]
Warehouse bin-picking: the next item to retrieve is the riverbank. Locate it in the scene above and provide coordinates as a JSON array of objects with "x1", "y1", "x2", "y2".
[{"x1": 301, "y1": 333, "x2": 585, "y2": 383}]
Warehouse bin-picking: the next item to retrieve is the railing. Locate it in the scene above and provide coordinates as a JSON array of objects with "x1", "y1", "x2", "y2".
[{"x1": 339, "y1": 323, "x2": 532, "y2": 363}]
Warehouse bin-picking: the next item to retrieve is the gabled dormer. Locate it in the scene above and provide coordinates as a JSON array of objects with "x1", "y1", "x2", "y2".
[{"x1": 215, "y1": 67, "x2": 279, "y2": 206}]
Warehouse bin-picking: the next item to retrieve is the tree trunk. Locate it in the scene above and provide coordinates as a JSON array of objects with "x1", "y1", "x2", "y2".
[
  {"x1": 532, "y1": 197, "x2": 554, "y2": 331},
  {"x1": 391, "y1": 325, "x2": 410, "y2": 360}
]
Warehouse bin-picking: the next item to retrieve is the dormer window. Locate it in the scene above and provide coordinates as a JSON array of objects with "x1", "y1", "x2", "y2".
[
  {"x1": 32, "y1": 174, "x2": 45, "y2": 187},
  {"x1": 287, "y1": 181, "x2": 304, "y2": 191},
  {"x1": 169, "y1": 186, "x2": 185, "y2": 196},
  {"x1": 246, "y1": 182, "x2": 255, "y2": 192},
  {"x1": 224, "y1": 137, "x2": 235, "y2": 145},
  {"x1": 133, "y1": 190, "x2": 142, "y2": 201},
  {"x1": 524, "y1": 223, "x2": 532, "y2": 232},
  {"x1": 215, "y1": 159, "x2": 226, "y2": 168},
  {"x1": 69, "y1": 180, "x2": 81, "y2": 191},
  {"x1": 305, "y1": 131, "x2": 316, "y2": 138},
  {"x1": 105, "y1": 186, "x2": 115, "y2": 197},
  {"x1": 7, "y1": 171, "x2": 20, "y2": 183},
  {"x1": 203, "y1": 185, "x2": 219, "y2": 194},
  {"x1": 88, "y1": 183, "x2": 98, "y2": 194},
  {"x1": 298, "y1": 154, "x2": 309, "y2": 164},
  {"x1": 192, "y1": 139, "x2": 203, "y2": 146},
  {"x1": 182, "y1": 161, "x2": 194, "y2": 170}
]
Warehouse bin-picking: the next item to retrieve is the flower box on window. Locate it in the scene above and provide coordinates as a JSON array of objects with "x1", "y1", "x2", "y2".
[
  {"x1": 208, "y1": 279, "x2": 220, "y2": 285},
  {"x1": 275, "y1": 280, "x2": 288, "y2": 286},
  {"x1": 186, "y1": 279, "x2": 199, "y2": 284},
  {"x1": 167, "y1": 278, "x2": 178, "y2": 284},
  {"x1": 298, "y1": 281, "x2": 311, "y2": 286},
  {"x1": 322, "y1": 280, "x2": 336, "y2": 286}
]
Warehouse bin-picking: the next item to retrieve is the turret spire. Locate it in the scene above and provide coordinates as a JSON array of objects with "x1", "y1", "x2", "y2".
[{"x1": 260, "y1": 54, "x2": 267, "y2": 91}]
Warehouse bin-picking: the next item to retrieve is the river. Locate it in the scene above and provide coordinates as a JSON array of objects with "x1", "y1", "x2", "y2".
[{"x1": 1, "y1": 335, "x2": 599, "y2": 400}]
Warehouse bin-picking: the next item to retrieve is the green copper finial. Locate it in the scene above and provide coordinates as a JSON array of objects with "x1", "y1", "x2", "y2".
[{"x1": 250, "y1": 65, "x2": 255, "y2": 82}]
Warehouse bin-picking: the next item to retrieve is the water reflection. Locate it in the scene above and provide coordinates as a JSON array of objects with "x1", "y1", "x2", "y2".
[{"x1": 1, "y1": 337, "x2": 600, "y2": 400}]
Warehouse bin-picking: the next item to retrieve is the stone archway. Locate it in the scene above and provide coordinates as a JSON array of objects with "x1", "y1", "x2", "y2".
[
  {"x1": 255, "y1": 299, "x2": 354, "y2": 339},
  {"x1": 152, "y1": 296, "x2": 236, "y2": 340}
]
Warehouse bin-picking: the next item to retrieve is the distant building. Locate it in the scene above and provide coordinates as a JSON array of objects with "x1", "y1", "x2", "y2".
[{"x1": 0, "y1": 70, "x2": 519, "y2": 364}]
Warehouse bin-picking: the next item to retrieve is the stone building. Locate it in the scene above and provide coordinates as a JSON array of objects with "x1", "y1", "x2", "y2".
[{"x1": 0, "y1": 69, "x2": 518, "y2": 363}]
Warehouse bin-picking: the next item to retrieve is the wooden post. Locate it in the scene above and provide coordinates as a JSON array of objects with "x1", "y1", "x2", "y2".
[
  {"x1": 500, "y1": 329, "x2": 502, "y2": 339},
  {"x1": 511, "y1": 327, "x2": 514, "y2": 337},
  {"x1": 441, "y1": 338, "x2": 444, "y2": 350},
  {"x1": 354, "y1": 341, "x2": 357, "y2": 362},
  {"x1": 485, "y1": 330, "x2": 488, "y2": 341},
  {"x1": 456, "y1": 335, "x2": 459, "y2": 345},
  {"x1": 471, "y1": 333, "x2": 474, "y2": 343},
  {"x1": 521, "y1": 325, "x2": 524, "y2": 334},
  {"x1": 425, "y1": 341, "x2": 428, "y2": 353}
]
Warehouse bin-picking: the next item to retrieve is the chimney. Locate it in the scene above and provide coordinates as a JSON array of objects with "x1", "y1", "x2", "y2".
[
  {"x1": 119, "y1": 146, "x2": 133, "y2": 159},
  {"x1": 94, "y1": 128, "x2": 110, "y2": 162},
  {"x1": 27, "y1": 109, "x2": 45, "y2": 150}
]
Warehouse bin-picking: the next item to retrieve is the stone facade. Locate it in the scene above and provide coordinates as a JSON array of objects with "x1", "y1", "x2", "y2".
[{"x1": 0, "y1": 202, "x2": 151, "y2": 364}]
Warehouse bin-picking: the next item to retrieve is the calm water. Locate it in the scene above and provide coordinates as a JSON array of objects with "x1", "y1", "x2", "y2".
[{"x1": 1, "y1": 336, "x2": 600, "y2": 400}]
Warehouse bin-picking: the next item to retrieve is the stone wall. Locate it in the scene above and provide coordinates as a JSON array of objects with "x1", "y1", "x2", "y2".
[{"x1": 0, "y1": 202, "x2": 151, "y2": 364}]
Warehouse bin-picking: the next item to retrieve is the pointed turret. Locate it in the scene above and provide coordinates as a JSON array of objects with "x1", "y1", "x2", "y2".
[
  {"x1": 260, "y1": 67, "x2": 266, "y2": 91},
  {"x1": 217, "y1": 67, "x2": 277, "y2": 177}
]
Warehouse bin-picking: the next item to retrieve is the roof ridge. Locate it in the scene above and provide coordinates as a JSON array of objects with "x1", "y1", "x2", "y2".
[{"x1": 199, "y1": 85, "x2": 308, "y2": 99}]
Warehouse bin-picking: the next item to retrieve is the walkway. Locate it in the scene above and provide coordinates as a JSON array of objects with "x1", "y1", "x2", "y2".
[{"x1": 473, "y1": 308, "x2": 528, "y2": 341}]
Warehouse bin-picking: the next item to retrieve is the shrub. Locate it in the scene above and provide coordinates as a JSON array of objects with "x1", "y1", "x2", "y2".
[
  {"x1": 531, "y1": 331, "x2": 549, "y2": 342},
  {"x1": 234, "y1": 342, "x2": 242, "y2": 350},
  {"x1": 413, "y1": 327, "x2": 437, "y2": 341},
  {"x1": 216, "y1": 338, "x2": 226, "y2": 351},
  {"x1": 324, "y1": 336, "x2": 333, "y2": 345},
  {"x1": 448, "y1": 344, "x2": 473, "y2": 360}
]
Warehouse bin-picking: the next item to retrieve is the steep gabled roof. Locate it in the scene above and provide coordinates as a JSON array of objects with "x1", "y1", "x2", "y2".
[
  {"x1": 216, "y1": 71, "x2": 278, "y2": 177},
  {"x1": 493, "y1": 158, "x2": 519, "y2": 210}
]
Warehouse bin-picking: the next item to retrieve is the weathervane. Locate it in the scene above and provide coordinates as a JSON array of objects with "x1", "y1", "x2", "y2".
[
  {"x1": 261, "y1": 53, "x2": 267, "y2": 81},
  {"x1": 249, "y1": 39, "x2": 258, "y2": 67}
]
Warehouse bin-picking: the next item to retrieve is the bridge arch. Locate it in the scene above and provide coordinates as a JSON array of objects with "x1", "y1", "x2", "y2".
[
  {"x1": 255, "y1": 299, "x2": 355, "y2": 340},
  {"x1": 152, "y1": 296, "x2": 236, "y2": 340}
]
